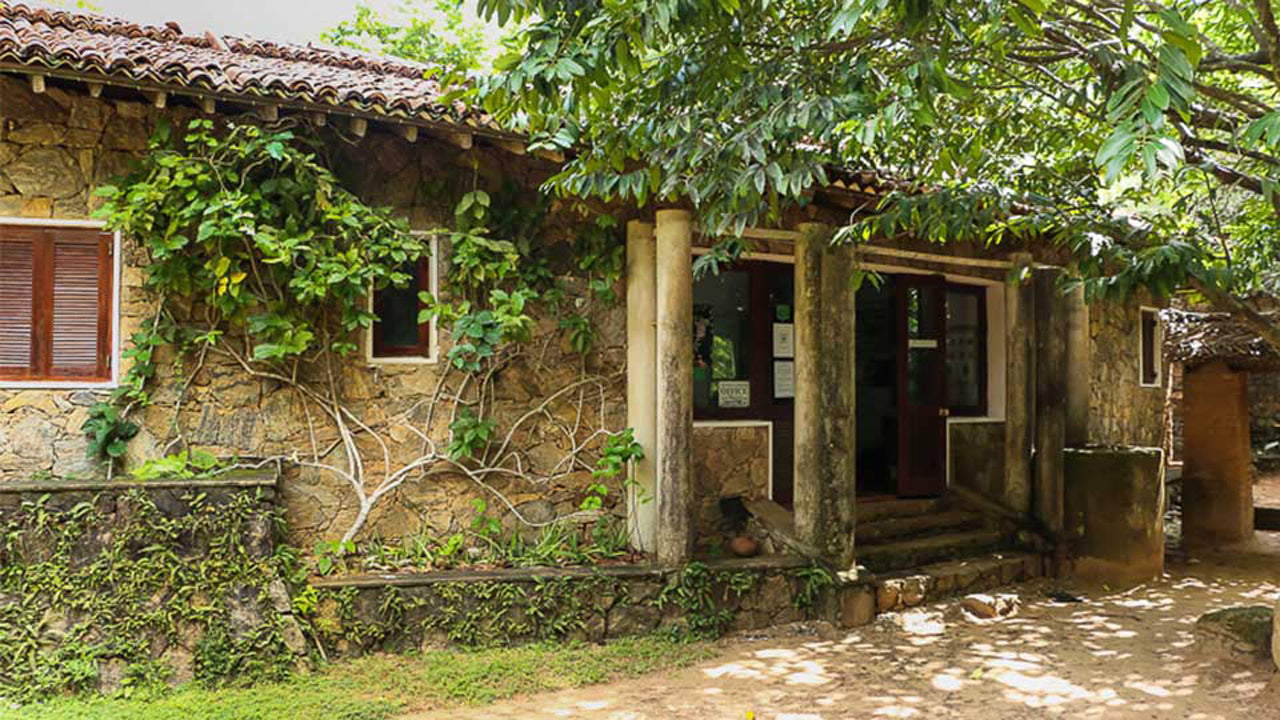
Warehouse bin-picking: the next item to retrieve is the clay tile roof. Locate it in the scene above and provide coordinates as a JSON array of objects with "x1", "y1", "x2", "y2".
[
  {"x1": 0, "y1": 2, "x2": 494, "y2": 129},
  {"x1": 1163, "y1": 308, "x2": 1280, "y2": 373}
]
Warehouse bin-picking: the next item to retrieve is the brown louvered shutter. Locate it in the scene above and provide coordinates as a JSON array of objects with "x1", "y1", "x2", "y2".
[
  {"x1": 0, "y1": 236, "x2": 35, "y2": 374},
  {"x1": 0, "y1": 225, "x2": 113, "y2": 382},
  {"x1": 50, "y1": 231, "x2": 112, "y2": 377}
]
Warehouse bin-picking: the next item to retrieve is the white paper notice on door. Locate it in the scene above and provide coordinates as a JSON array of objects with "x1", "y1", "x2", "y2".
[
  {"x1": 772, "y1": 323, "x2": 795, "y2": 358},
  {"x1": 717, "y1": 381, "x2": 751, "y2": 408},
  {"x1": 773, "y1": 361, "x2": 795, "y2": 399}
]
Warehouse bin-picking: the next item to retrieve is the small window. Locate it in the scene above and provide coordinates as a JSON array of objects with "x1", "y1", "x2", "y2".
[
  {"x1": 0, "y1": 223, "x2": 115, "y2": 383},
  {"x1": 945, "y1": 284, "x2": 987, "y2": 416},
  {"x1": 370, "y1": 235, "x2": 437, "y2": 362},
  {"x1": 1140, "y1": 307, "x2": 1162, "y2": 387}
]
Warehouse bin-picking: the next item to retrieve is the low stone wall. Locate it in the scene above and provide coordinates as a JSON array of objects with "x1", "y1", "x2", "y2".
[
  {"x1": 0, "y1": 474, "x2": 305, "y2": 701},
  {"x1": 1064, "y1": 446, "x2": 1165, "y2": 584},
  {"x1": 307, "y1": 556, "x2": 854, "y2": 654},
  {"x1": 691, "y1": 424, "x2": 772, "y2": 552}
]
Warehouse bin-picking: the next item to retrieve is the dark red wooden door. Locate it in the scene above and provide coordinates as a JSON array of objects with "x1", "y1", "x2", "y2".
[{"x1": 895, "y1": 274, "x2": 948, "y2": 497}]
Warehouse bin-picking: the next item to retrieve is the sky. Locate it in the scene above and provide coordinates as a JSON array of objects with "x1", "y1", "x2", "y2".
[{"x1": 34, "y1": 0, "x2": 485, "y2": 45}]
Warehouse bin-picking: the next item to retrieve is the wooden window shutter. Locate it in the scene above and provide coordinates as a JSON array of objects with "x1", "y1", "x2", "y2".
[
  {"x1": 51, "y1": 232, "x2": 112, "y2": 377},
  {"x1": 0, "y1": 225, "x2": 113, "y2": 382},
  {"x1": 0, "y1": 236, "x2": 35, "y2": 373}
]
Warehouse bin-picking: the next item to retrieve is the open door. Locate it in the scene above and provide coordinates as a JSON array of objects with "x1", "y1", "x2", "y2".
[{"x1": 896, "y1": 275, "x2": 948, "y2": 497}]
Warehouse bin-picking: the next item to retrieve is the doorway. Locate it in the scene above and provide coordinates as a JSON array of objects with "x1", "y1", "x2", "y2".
[
  {"x1": 692, "y1": 259, "x2": 795, "y2": 506},
  {"x1": 856, "y1": 273, "x2": 987, "y2": 498}
]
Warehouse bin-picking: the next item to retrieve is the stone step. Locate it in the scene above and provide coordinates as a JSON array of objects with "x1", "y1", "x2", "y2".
[
  {"x1": 855, "y1": 497, "x2": 950, "y2": 523},
  {"x1": 856, "y1": 510, "x2": 986, "y2": 546},
  {"x1": 871, "y1": 551, "x2": 1044, "y2": 613},
  {"x1": 856, "y1": 529, "x2": 1004, "y2": 573}
]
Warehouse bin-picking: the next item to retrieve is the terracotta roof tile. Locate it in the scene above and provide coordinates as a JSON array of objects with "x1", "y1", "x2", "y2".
[{"x1": 0, "y1": 2, "x2": 492, "y2": 128}]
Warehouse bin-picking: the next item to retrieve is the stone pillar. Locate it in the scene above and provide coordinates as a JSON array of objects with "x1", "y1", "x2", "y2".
[
  {"x1": 819, "y1": 234, "x2": 858, "y2": 570},
  {"x1": 1034, "y1": 268, "x2": 1066, "y2": 543},
  {"x1": 1182, "y1": 361, "x2": 1254, "y2": 547},
  {"x1": 793, "y1": 223, "x2": 857, "y2": 570},
  {"x1": 793, "y1": 223, "x2": 825, "y2": 557},
  {"x1": 1003, "y1": 252, "x2": 1035, "y2": 516},
  {"x1": 654, "y1": 209, "x2": 694, "y2": 565},
  {"x1": 625, "y1": 220, "x2": 658, "y2": 553},
  {"x1": 1064, "y1": 284, "x2": 1091, "y2": 447}
]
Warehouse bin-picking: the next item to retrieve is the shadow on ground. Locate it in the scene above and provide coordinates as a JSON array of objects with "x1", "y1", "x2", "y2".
[{"x1": 405, "y1": 547, "x2": 1280, "y2": 720}]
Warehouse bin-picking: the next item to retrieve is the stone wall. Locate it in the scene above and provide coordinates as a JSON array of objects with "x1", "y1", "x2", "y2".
[
  {"x1": 0, "y1": 476, "x2": 303, "y2": 698},
  {"x1": 1087, "y1": 298, "x2": 1166, "y2": 448},
  {"x1": 309, "y1": 557, "x2": 843, "y2": 654},
  {"x1": 691, "y1": 423, "x2": 771, "y2": 552},
  {"x1": 0, "y1": 75, "x2": 628, "y2": 547},
  {"x1": 950, "y1": 421, "x2": 1006, "y2": 499}
]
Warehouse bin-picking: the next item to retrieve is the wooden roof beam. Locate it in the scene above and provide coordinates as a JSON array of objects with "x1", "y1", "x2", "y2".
[
  {"x1": 29, "y1": 73, "x2": 45, "y2": 94},
  {"x1": 426, "y1": 128, "x2": 473, "y2": 149}
]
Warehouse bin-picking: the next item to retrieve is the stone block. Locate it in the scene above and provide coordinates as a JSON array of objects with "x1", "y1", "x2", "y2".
[
  {"x1": 5, "y1": 147, "x2": 85, "y2": 198},
  {"x1": 838, "y1": 585, "x2": 876, "y2": 627},
  {"x1": 1064, "y1": 446, "x2": 1164, "y2": 585}
]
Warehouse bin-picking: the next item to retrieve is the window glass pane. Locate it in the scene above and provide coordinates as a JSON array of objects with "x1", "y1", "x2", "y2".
[
  {"x1": 1141, "y1": 311, "x2": 1158, "y2": 384},
  {"x1": 693, "y1": 270, "x2": 750, "y2": 411},
  {"x1": 907, "y1": 285, "x2": 942, "y2": 338},
  {"x1": 377, "y1": 262, "x2": 422, "y2": 348},
  {"x1": 946, "y1": 289, "x2": 983, "y2": 411}
]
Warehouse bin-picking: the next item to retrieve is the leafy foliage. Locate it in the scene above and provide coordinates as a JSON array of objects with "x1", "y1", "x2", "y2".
[
  {"x1": 322, "y1": 0, "x2": 496, "y2": 76},
  {"x1": 477, "y1": 0, "x2": 1280, "y2": 344},
  {"x1": 95, "y1": 118, "x2": 429, "y2": 366}
]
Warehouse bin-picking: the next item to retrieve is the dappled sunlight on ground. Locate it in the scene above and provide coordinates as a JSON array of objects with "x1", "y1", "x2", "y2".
[{"x1": 406, "y1": 551, "x2": 1280, "y2": 720}]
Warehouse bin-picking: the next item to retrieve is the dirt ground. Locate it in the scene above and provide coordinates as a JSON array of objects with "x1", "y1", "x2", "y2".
[{"x1": 406, "y1": 548, "x2": 1280, "y2": 720}]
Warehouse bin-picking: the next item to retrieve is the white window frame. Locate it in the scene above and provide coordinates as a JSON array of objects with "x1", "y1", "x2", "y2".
[
  {"x1": 1138, "y1": 306, "x2": 1163, "y2": 388},
  {"x1": 0, "y1": 217, "x2": 121, "y2": 390},
  {"x1": 365, "y1": 233, "x2": 439, "y2": 365}
]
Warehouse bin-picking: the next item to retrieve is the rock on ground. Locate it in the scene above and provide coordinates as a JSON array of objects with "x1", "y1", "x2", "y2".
[{"x1": 1195, "y1": 605, "x2": 1274, "y2": 663}]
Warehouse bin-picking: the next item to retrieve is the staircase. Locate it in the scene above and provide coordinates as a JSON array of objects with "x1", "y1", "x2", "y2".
[{"x1": 854, "y1": 494, "x2": 1044, "y2": 612}]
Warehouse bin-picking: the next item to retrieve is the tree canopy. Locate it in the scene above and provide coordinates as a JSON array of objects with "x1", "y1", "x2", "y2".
[
  {"x1": 322, "y1": 0, "x2": 498, "y2": 75},
  {"x1": 472, "y1": 0, "x2": 1280, "y2": 345}
]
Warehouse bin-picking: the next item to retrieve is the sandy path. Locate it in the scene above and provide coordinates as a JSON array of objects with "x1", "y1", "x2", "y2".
[{"x1": 404, "y1": 552, "x2": 1279, "y2": 720}]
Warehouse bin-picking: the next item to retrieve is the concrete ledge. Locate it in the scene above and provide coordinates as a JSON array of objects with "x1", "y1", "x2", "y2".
[
  {"x1": 0, "y1": 469, "x2": 278, "y2": 494},
  {"x1": 312, "y1": 553, "x2": 813, "y2": 590}
]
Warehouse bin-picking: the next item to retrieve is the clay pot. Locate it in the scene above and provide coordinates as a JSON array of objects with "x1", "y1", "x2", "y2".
[{"x1": 729, "y1": 535, "x2": 760, "y2": 558}]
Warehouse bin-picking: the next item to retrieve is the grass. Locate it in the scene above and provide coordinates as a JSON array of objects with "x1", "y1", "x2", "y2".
[{"x1": 2, "y1": 636, "x2": 716, "y2": 720}]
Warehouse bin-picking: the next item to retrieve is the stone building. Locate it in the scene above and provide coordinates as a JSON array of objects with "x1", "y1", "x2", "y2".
[{"x1": 0, "y1": 4, "x2": 1168, "y2": 590}]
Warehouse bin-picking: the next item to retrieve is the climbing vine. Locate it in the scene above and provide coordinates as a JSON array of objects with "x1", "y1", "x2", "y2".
[
  {"x1": 88, "y1": 116, "x2": 641, "y2": 545},
  {"x1": 0, "y1": 488, "x2": 302, "y2": 702}
]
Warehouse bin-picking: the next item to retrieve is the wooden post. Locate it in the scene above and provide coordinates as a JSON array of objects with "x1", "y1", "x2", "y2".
[
  {"x1": 654, "y1": 209, "x2": 694, "y2": 565},
  {"x1": 625, "y1": 220, "x2": 659, "y2": 553},
  {"x1": 1034, "y1": 267, "x2": 1066, "y2": 546},
  {"x1": 1003, "y1": 252, "x2": 1035, "y2": 516},
  {"x1": 794, "y1": 223, "x2": 827, "y2": 557}
]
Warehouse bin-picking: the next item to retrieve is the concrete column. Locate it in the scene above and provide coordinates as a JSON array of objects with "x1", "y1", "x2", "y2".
[
  {"x1": 1064, "y1": 284, "x2": 1091, "y2": 447},
  {"x1": 794, "y1": 223, "x2": 857, "y2": 569},
  {"x1": 1003, "y1": 252, "x2": 1035, "y2": 516},
  {"x1": 1034, "y1": 268, "x2": 1066, "y2": 542},
  {"x1": 1182, "y1": 361, "x2": 1254, "y2": 547},
  {"x1": 625, "y1": 220, "x2": 658, "y2": 553},
  {"x1": 793, "y1": 222, "x2": 825, "y2": 556},
  {"x1": 819, "y1": 238, "x2": 858, "y2": 569},
  {"x1": 654, "y1": 209, "x2": 694, "y2": 565}
]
